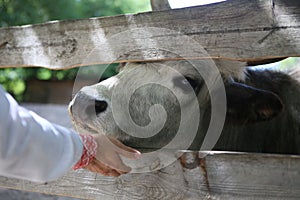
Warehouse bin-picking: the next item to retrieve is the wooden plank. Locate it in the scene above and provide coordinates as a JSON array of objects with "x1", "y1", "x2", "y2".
[
  {"x1": 4, "y1": 103, "x2": 300, "y2": 199},
  {"x1": 0, "y1": 151, "x2": 300, "y2": 199},
  {"x1": 150, "y1": 0, "x2": 171, "y2": 11},
  {"x1": 0, "y1": 0, "x2": 300, "y2": 69}
]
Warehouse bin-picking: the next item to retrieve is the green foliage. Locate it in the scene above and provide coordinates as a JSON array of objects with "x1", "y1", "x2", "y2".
[
  {"x1": 0, "y1": 0, "x2": 150, "y2": 101},
  {"x1": 77, "y1": 64, "x2": 119, "y2": 80},
  {"x1": 0, "y1": 68, "x2": 26, "y2": 101},
  {"x1": 0, "y1": 0, "x2": 150, "y2": 27},
  {"x1": 278, "y1": 57, "x2": 300, "y2": 71}
]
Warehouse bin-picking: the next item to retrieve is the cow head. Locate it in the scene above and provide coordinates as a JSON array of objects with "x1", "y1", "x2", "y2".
[{"x1": 69, "y1": 60, "x2": 283, "y2": 150}]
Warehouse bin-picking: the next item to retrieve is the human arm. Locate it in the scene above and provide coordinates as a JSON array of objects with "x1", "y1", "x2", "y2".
[
  {"x1": 0, "y1": 86, "x2": 84, "y2": 182},
  {"x1": 0, "y1": 86, "x2": 140, "y2": 182}
]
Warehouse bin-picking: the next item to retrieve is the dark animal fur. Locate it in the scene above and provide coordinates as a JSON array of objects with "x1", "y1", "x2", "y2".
[{"x1": 213, "y1": 69, "x2": 300, "y2": 154}]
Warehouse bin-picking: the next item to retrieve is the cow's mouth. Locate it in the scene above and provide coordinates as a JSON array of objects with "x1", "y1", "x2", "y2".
[{"x1": 72, "y1": 120, "x2": 100, "y2": 135}]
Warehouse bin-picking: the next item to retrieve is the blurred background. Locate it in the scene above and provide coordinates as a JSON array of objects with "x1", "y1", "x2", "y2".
[{"x1": 0, "y1": 0, "x2": 151, "y2": 103}]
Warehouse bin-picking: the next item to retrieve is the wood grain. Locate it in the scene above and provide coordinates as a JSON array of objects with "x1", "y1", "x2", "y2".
[
  {"x1": 1, "y1": 151, "x2": 300, "y2": 199},
  {"x1": 0, "y1": 0, "x2": 299, "y2": 69},
  {"x1": 1, "y1": 1, "x2": 300, "y2": 199}
]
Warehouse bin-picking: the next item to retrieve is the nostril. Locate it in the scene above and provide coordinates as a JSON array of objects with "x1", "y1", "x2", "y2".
[
  {"x1": 94, "y1": 100, "x2": 108, "y2": 115},
  {"x1": 85, "y1": 100, "x2": 108, "y2": 117}
]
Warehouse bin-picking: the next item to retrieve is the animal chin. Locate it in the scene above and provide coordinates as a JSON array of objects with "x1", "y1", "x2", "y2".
[
  {"x1": 75, "y1": 120, "x2": 128, "y2": 141},
  {"x1": 73, "y1": 121, "x2": 100, "y2": 135},
  {"x1": 107, "y1": 130, "x2": 132, "y2": 142}
]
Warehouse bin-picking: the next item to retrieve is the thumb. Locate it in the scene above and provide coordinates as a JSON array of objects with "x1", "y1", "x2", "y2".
[{"x1": 109, "y1": 137, "x2": 141, "y2": 159}]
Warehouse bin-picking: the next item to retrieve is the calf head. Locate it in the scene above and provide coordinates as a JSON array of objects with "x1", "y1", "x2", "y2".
[{"x1": 69, "y1": 60, "x2": 283, "y2": 150}]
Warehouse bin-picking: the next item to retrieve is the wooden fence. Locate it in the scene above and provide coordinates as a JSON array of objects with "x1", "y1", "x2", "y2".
[
  {"x1": 1, "y1": 0, "x2": 300, "y2": 199},
  {"x1": 0, "y1": 0, "x2": 300, "y2": 69}
]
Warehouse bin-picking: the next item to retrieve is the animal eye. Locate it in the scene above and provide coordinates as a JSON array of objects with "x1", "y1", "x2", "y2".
[
  {"x1": 184, "y1": 77, "x2": 199, "y2": 89},
  {"x1": 173, "y1": 76, "x2": 200, "y2": 92}
]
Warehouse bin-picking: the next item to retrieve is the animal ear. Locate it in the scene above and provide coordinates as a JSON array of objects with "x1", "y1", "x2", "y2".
[{"x1": 225, "y1": 82, "x2": 283, "y2": 124}]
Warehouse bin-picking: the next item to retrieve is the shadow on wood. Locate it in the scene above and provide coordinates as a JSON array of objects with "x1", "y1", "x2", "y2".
[
  {"x1": 0, "y1": 0, "x2": 299, "y2": 69},
  {"x1": 1, "y1": 151, "x2": 300, "y2": 200}
]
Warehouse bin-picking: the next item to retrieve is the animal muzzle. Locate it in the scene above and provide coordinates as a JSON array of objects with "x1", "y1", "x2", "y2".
[{"x1": 69, "y1": 89, "x2": 109, "y2": 124}]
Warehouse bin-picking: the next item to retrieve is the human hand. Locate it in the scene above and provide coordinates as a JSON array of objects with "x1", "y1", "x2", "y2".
[{"x1": 84, "y1": 135, "x2": 141, "y2": 177}]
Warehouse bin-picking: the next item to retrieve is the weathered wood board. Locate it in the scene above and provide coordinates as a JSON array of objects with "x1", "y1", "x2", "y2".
[
  {"x1": 0, "y1": 151, "x2": 300, "y2": 200},
  {"x1": 1, "y1": 0, "x2": 300, "y2": 198},
  {"x1": 0, "y1": 0, "x2": 300, "y2": 69},
  {"x1": 3, "y1": 105, "x2": 300, "y2": 199}
]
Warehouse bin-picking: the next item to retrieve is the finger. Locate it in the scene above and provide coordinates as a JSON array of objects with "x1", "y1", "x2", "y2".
[
  {"x1": 97, "y1": 160, "x2": 130, "y2": 176},
  {"x1": 86, "y1": 160, "x2": 110, "y2": 174},
  {"x1": 105, "y1": 155, "x2": 131, "y2": 173},
  {"x1": 94, "y1": 135, "x2": 141, "y2": 159},
  {"x1": 85, "y1": 165, "x2": 104, "y2": 174},
  {"x1": 105, "y1": 170, "x2": 121, "y2": 177},
  {"x1": 86, "y1": 160, "x2": 122, "y2": 177},
  {"x1": 85, "y1": 161, "x2": 108, "y2": 174},
  {"x1": 91, "y1": 159, "x2": 124, "y2": 177},
  {"x1": 109, "y1": 138, "x2": 141, "y2": 159},
  {"x1": 96, "y1": 152, "x2": 132, "y2": 173}
]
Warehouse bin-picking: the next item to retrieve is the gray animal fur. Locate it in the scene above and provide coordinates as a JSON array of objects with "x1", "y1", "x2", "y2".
[{"x1": 69, "y1": 60, "x2": 300, "y2": 154}]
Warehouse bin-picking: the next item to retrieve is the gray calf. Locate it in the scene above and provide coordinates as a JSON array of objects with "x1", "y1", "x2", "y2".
[{"x1": 69, "y1": 60, "x2": 300, "y2": 155}]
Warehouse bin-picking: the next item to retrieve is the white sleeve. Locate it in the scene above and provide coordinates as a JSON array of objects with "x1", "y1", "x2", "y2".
[{"x1": 0, "y1": 86, "x2": 83, "y2": 183}]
